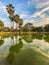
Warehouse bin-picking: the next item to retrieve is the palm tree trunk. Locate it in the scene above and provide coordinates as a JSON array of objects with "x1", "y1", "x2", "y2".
[
  {"x1": 19, "y1": 25, "x2": 21, "y2": 35},
  {"x1": 12, "y1": 21, "x2": 14, "y2": 32}
]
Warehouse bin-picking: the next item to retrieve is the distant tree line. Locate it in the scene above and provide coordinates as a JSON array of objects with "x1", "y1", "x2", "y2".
[
  {"x1": 22, "y1": 23, "x2": 49, "y2": 32},
  {"x1": 0, "y1": 19, "x2": 49, "y2": 32}
]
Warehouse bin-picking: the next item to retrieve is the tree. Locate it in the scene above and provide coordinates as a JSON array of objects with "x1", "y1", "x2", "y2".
[
  {"x1": 33, "y1": 26, "x2": 43, "y2": 32},
  {"x1": 6, "y1": 4, "x2": 14, "y2": 30},
  {"x1": 3, "y1": 27, "x2": 10, "y2": 32},
  {"x1": 18, "y1": 18, "x2": 23, "y2": 34},
  {"x1": 13, "y1": 14, "x2": 23, "y2": 34},
  {"x1": 13, "y1": 14, "x2": 20, "y2": 30},
  {"x1": 22, "y1": 23, "x2": 33, "y2": 32},
  {"x1": 44, "y1": 24, "x2": 49, "y2": 32},
  {"x1": 6, "y1": 4, "x2": 23, "y2": 33},
  {"x1": 0, "y1": 20, "x2": 4, "y2": 31},
  {"x1": 13, "y1": 14, "x2": 20, "y2": 23}
]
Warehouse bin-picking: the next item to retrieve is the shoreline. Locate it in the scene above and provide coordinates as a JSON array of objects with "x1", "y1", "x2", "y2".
[{"x1": 0, "y1": 32, "x2": 49, "y2": 36}]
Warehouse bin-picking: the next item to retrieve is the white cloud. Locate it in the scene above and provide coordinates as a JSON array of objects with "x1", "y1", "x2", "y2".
[
  {"x1": 23, "y1": 16, "x2": 36, "y2": 26},
  {"x1": 0, "y1": 1, "x2": 10, "y2": 27},
  {"x1": 0, "y1": 1, "x2": 8, "y2": 16},
  {"x1": 20, "y1": 14, "x2": 30, "y2": 19},
  {"x1": 33, "y1": 13, "x2": 49, "y2": 27},
  {"x1": 36, "y1": 18, "x2": 49, "y2": 27},
  {"x1": 27, "y1": 0, "x2": 39, "y2": 5},
  {"x1": 23, "y1": 6, "x2": 49, "y2": 27},
  {"x1": 36, "y1": 0, "x2": 49, "y2": 8},
  {"x1": 31, "y1": 7, "x2": 49, "y2": 18},
  {"x1": 27, "y1": 0, "x2": 49, "y2": 9},
  {"x1": 23, "y1": 6, "x2": 49, "y2": 25}
]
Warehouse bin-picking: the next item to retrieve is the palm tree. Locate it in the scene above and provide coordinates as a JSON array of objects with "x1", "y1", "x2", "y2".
[
  {"x1": 13, "y1": 14, "x2": 23, "y2": 34},
  {"x1": 13, "y1": 14, "x2": 20, "y2": 31},
  {"x1": 18, "y1": 18, "x2": 23, "y2": 34},
  {"x1": 6, "y1": 4, "x2": 14, "y2": 31}
]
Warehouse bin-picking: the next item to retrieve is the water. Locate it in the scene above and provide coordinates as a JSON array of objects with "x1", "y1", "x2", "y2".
[{"x1": 0, "y1": 34, "x2": 49, "y2": 65}]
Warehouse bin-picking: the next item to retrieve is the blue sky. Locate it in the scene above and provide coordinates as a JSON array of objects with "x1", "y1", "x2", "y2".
[{"x1": 0, "y1": 0, "x2": 49, "y2": 27}]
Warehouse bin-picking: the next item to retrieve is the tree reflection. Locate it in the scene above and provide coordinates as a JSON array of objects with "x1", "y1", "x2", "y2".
[
  {"x1": 0, "y1": 40, "x2": 4, "y2": 46},
  {"x1": 22, "y1": 34, "x2": 33, "y2": 43},
  {"x1": 11, "y1": 35, "x2": 14, "y2": 45},
  {"x1": 7, "y1": 53, "x2": 15, "y2": 64},
  {"x1": 15, "y1": 35, "x2": 18, "y2": 44},
  {"x1": 0, "y1": 36, "x2": 4, "y2": 46},
  {"x1": 22, "y1": 34, "x2": 43, "y2": 43},
  {"x1": 33, "y1": 34, "x2": 43, "y2": 40},
  {"x1": 6, "y1": 37, "x2": 23, "y2": 64},
  {"x1": 9, "y1": 38, "x2": 23, "y2": 53},
  {"x1": 44, "y1": 34, "x2": 49, "y2": 42}
]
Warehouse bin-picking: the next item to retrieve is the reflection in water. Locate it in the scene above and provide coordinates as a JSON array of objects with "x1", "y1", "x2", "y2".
[
  {"x1": 0, "y1": 40, "x2": 4, "y2": 46},
  {"x1": 22, "y1": 34, "x2": 33, "y2": 43},
  {"x1": 0, "y1": 36, "x2": 4, "y2": 46},
  {"x1": 6, "y1": 53, "x2": 15, "y2": 64},
  {"x1": 6, "y1": 37, "x2": 23, "y2": 64},
  {"x1": 10, "y1": 35, "x2": 14, "y2": 45},
  {"x1": 14, "y1": 47, "x2": 49, "y2": 65},
  {"x1": 33, "y1": 34, "x2": 43, "y2": 40},
  {"x1": 44, "y1": 34, "x2": 49, "y2": 42},
  {"x1": 0, "y1": 34, "x2": 49, "y2": 65},
  {"x1": 9, "y1": 38, "x2": 23, "y2": 53}
]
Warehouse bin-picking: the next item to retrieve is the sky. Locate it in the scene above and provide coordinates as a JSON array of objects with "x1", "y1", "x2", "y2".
[{"x1": 0, "y1": 0, "x2": 49, "y2": 27}]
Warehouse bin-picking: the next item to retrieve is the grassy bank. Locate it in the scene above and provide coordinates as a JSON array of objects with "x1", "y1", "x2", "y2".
[{"x1": 0, "y1": 32, "x2": 49, "y2": 36}]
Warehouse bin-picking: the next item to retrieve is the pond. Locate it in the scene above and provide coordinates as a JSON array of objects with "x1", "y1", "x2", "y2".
[{"x1": 0, "y1": 34, "x2": 49, "y2": 65}]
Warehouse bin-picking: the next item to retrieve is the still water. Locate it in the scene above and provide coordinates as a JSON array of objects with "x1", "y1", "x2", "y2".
[{"x1": 0, "y1": 34, "x2": 49, "y2": 65}]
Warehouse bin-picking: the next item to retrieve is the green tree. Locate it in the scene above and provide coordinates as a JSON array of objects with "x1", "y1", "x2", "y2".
[
  {"x1": 22, "y1": 23, "x2": 33, "y2": 32},
  {"x1": 13, "y1": 14, "x2": 23, "y2": 34},
  {"x1": 3, "y1": 27, "x2": 10, "y2": 32},
  {"x1": 18, "y1": 18, "x2": 23, "y2": 34},
  {"x1": 6, "y1": 4, "x2": 14, "y2": 30},
  {"x1": 33, "y1": 26, "x2": 43, "y2": 32},
  {"x1": 0, "y1": 20, "x2": 4, "y2": 31},
  {"x1": 13, "y1": 14, "x2": 20, "y2": 31},
  {"x1": 44, "y1": 24, "x2": 49, "y2": 32}
]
